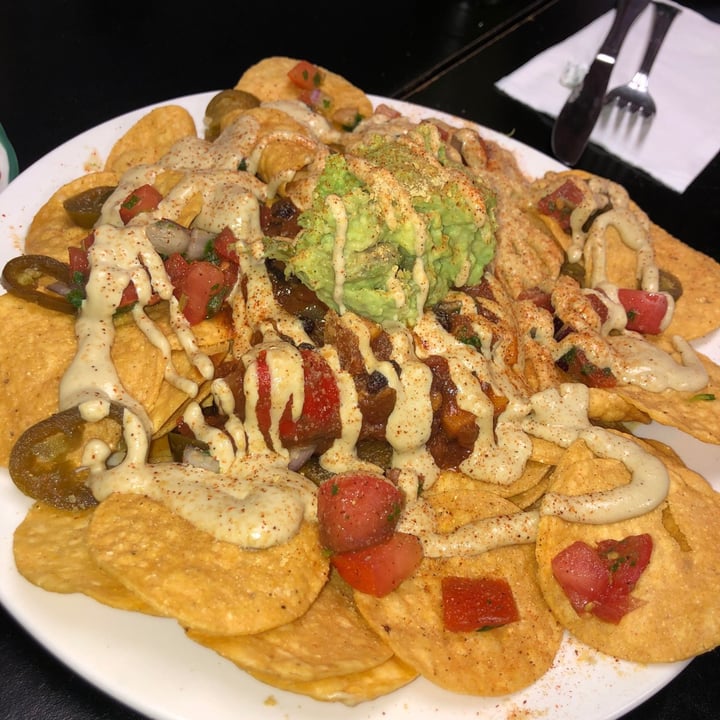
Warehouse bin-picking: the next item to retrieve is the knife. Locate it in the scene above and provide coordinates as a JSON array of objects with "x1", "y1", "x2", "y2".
[{"x1": 551, "y1": 0, "x2": 651, "y2": 165}]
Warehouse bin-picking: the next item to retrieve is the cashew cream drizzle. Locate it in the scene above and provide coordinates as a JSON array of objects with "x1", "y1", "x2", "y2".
[
  {"x1": 84, "y1": 408, "x2": 316, "y2": 549},
  {"x1": 327, "y1": 194, "x2": 348, "y2": 313},
  {"x1": 62, "y1": 107, "x2": 679, "y2": 557},
  {"x1": 535, "y1": 172, "x2": 708, "y2": 392},
  {"x1": 560, "y1": 174, "x2": 672, "y2": 327}
]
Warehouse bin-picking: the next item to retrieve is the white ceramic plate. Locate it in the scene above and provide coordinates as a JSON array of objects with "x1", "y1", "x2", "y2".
[{"x1": 1, "y1": 92, "x2": 718, "y2": 720}]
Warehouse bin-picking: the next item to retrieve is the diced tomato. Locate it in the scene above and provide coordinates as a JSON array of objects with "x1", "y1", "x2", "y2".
[
  {"x1": 81, "y1": 232, "x2": 95, "y2": 252},
  {"x1": 590, "y1": 589, "x2": 643, "y2": 624},
  {"x1": 174, "y1": 260, "x2": 228, "y2": 325},
  {"x1": 118, "y1": 184, "x2": 163, "y2": 224},
  {"x1": 317, "y1": 471, "x2": 405, "y2": 553},
  {"x1": 556, "y1": 346, "x2": 617, "y2": 388},
  {"x1": 596, "y1": 535, "x2": 653, "y2": 594},
  {"x1": 441, "y1": 576, "x2": 520, "y2": 632},
  {"x1": 118, "y1": 282, "x2": 139, "y2": 308},
  {"x1": 551, "y1": 541, "x2": 611, "y2": 613},
  {"x1": 255, "y1": 347, "x2": 341, "y2": 449},
  {"x1": 212, "y1": 227, "x2": 239, "y2": 263},
  {"x1": 164, "y1": 252, "x2": 190, "y2": 286},
  {"x1": 536, "y1": 179, "x2": 584, "y2": 232},
  {"x1": 68, "y1": 232, "x2": 96, "y2": 278},
  {"x1": 331, "y1": 532, "x2": 423, "y2": 597},
  {"x1": 517, "y1": 286, "x2": 553, "y2": 313},
  {"x1": 617, "y1": 288, "x2": 669, "y2": 335},
  {"x1": 586, "y1": 291, "x2": 610, "y2": 324},
  {"x1": 68, "y1": 245, "x2": 89, "y2": 277},
  {"x1": 551, "y1": 534, "x2": 652, "y2": 623},
  {"x1": 287, "y1": 60, "x2": 325, "y2": 90}
]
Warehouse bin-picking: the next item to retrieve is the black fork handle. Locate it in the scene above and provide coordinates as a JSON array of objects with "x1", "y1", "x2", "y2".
[{"x1": 639, "y1": 2, "x2": 681, "y2": 76}]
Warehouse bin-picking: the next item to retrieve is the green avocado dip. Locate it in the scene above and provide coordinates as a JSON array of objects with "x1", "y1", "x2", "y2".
[{"x1": 264, "y1": 123, "x2": 496, "y2": 326}]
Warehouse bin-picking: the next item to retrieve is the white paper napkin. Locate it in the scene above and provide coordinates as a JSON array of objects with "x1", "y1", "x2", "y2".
[{"x1": 495, "y1": 2, "x2": 720, "y2": 193}]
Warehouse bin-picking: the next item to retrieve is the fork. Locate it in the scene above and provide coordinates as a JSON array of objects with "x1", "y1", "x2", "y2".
[{"x1": 603, "y1": 1, "x2": 680, "y2": 117}]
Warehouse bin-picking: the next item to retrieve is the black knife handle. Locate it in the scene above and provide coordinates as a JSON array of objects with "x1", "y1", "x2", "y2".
[{"x1": 599, "y1": 0, "x2": 651, "y2": 58}]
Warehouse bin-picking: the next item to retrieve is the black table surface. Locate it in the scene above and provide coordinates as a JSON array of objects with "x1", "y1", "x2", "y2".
[{"x1": 1, "y1": 1, "x2": 719, "y2": 718}]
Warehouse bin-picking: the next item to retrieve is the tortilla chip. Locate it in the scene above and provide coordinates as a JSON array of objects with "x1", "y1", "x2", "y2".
[
  {"x1": 187, "y1": 571, "x2": 393, "y2": 682},
  {"x1": 652, "y1": 224, "x2": 720, "y2": 340},
  {"x1": 0, "y1": 293, "x2": 169, "y2": 465},
  {"x1": 246, "y1": 656, "x2": 418, "y2": 706},
  {"x1": 24, "y1": 171, "x2": 120, "y2": 259},
  {"x1": 588, "y1": 387, "x2": 652, "y2": 425},
  {"x1": 242, "y1": 106, "x2": 318, "y2": 185},
  {"x1": 104, "y1": 105, "x2": 196, "y2": 174},
  {"x1": 13, "y1": 502, "x2": 159, "y2": 613},
  {"x1": 235, "y1": 57, "x2": 373, "y2": 125},
  {"x1": 610, "y1": 348, "x2": 720, "y2": 445},
  {"x1": 429, "y1": 462, "x2": 553, "y2": 502},
  {"x1": 354, "y1": 490, "x2": 563, "y2": 696},
  {"x1": 0, "y1": 290, "x2": 234, "y2": 466},
  {"x1": 88, "y1": 493, "x2": 330, "y2": 635},
  {"x1": 0, "y1": 296, "x2": 76, "y2": 465},
  {"x1": 529, "y1": 169, "x2": 720, "y2": 342},
  {"x1": 594, "y1": 213, "x2": 720, "y2": 340},
  {"x1": 535, "y1": 435, "x2": 720, "y2": 662}
]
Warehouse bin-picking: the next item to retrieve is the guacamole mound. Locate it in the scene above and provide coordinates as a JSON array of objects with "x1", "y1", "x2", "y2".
[{"x1": 264, "y1": 124, "x2": 496, "y2": 326}]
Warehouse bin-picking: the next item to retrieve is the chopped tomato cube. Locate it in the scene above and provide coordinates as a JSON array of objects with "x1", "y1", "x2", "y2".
[
  {"x1": 551, "y1": 541, "x2": 611, "y2": 614},
  {"x1": 617, "y1": 288, "x2": 669, "y2": 334},
  {"x1": 318, "y1": 471, "x2": 405, "y2": 553},
  {"x1": 552, "y1": 534, "x2": 653, "y2": 624},
  {"x1": 586, "y1": 291, "x2": 610, "y2": 324},
  {"x1": 441, "y1": 576, "x2": 520, "y2": 632},
  {"x1": 556, "y1": 346, "x2": 617, "y2": 389},
  {"x1": 331, "y1": 532, "x2": 423, "y2": 597},
  {"x1": 118, "y1": 282, "x2": 139, "y2": 308},
  {"x1": 590, "y1": 591, "x2": 643, "y2": 624},
  {"x1": 212, "y1": 227, "x2": 239, "y2": 263},
  {"x1": 596, "y1": 534, "x2": 653, "y2": 594},
  {"x1": 164, "y1": 252, "x2": 190, "y2": 286},
  {"x1": 174, "y1": 260, "x2": 228, "y2": 325},
  {"x1": 67, "y1": 246, "x2": 89, "y2": 276},
  {"x1": 118, "y1": 184, "x2": 163, "y2": 224},
  {"x1": 517, "y1": 286, "x2": 553, "y2": 313},
  {"x1": 287, "y1": 60, "x2": 325, "y2": 90},
  {"x1": 536, "y1": 179, "x2": 584, "y2": 232},
  {"x1": 255, "y1": 347, "x2": 341, "y2": 450}
]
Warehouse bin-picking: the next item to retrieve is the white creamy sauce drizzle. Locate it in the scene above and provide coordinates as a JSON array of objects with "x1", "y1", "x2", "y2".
[
  {"x1": 564, "y1": 175, "x2": 658, "y2": 291},
  {"x1": 86, "y1": 408, "x2": 316, "y2": 549},
  {"x1": 398, "y1": 499, "x2": 541, "y2": 558},
  {"x1": 262, "y1": 100, "x2": 343, "y2": 145},
  {"x1": 397, "y1": 383, "x2": 669, "y2": 558},
  {"x1": 383, "y1": 323, "x2": 438, "y2": 484},
  {"x1": 315, "y1": 343, "x2": 382, "y2": 475},
  {"x1": 536, "y1": 173, "x2": 704, "y2": 392},
  {"x1": 59, "y1": 107, "x2": 686, "y2": 557},
  {"x1": 327, "y1": 194, "x2": 348, "y2": 313},
  {"x1": 609, "y1": 334, "x2": 708, "y2": 392}
]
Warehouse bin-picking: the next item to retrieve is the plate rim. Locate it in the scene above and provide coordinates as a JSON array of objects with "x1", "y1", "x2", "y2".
[{"x1": 0, "y1": 90, "x2": 704, "y2": 720}]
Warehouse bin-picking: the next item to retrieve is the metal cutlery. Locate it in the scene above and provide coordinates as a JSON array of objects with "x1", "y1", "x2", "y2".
[
  {"x1": 603, "y1": 2, "x2": 680, "y2": 117},
  {"x1": 551, "y1": 0, "x2": 650, "y2": 165}
]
